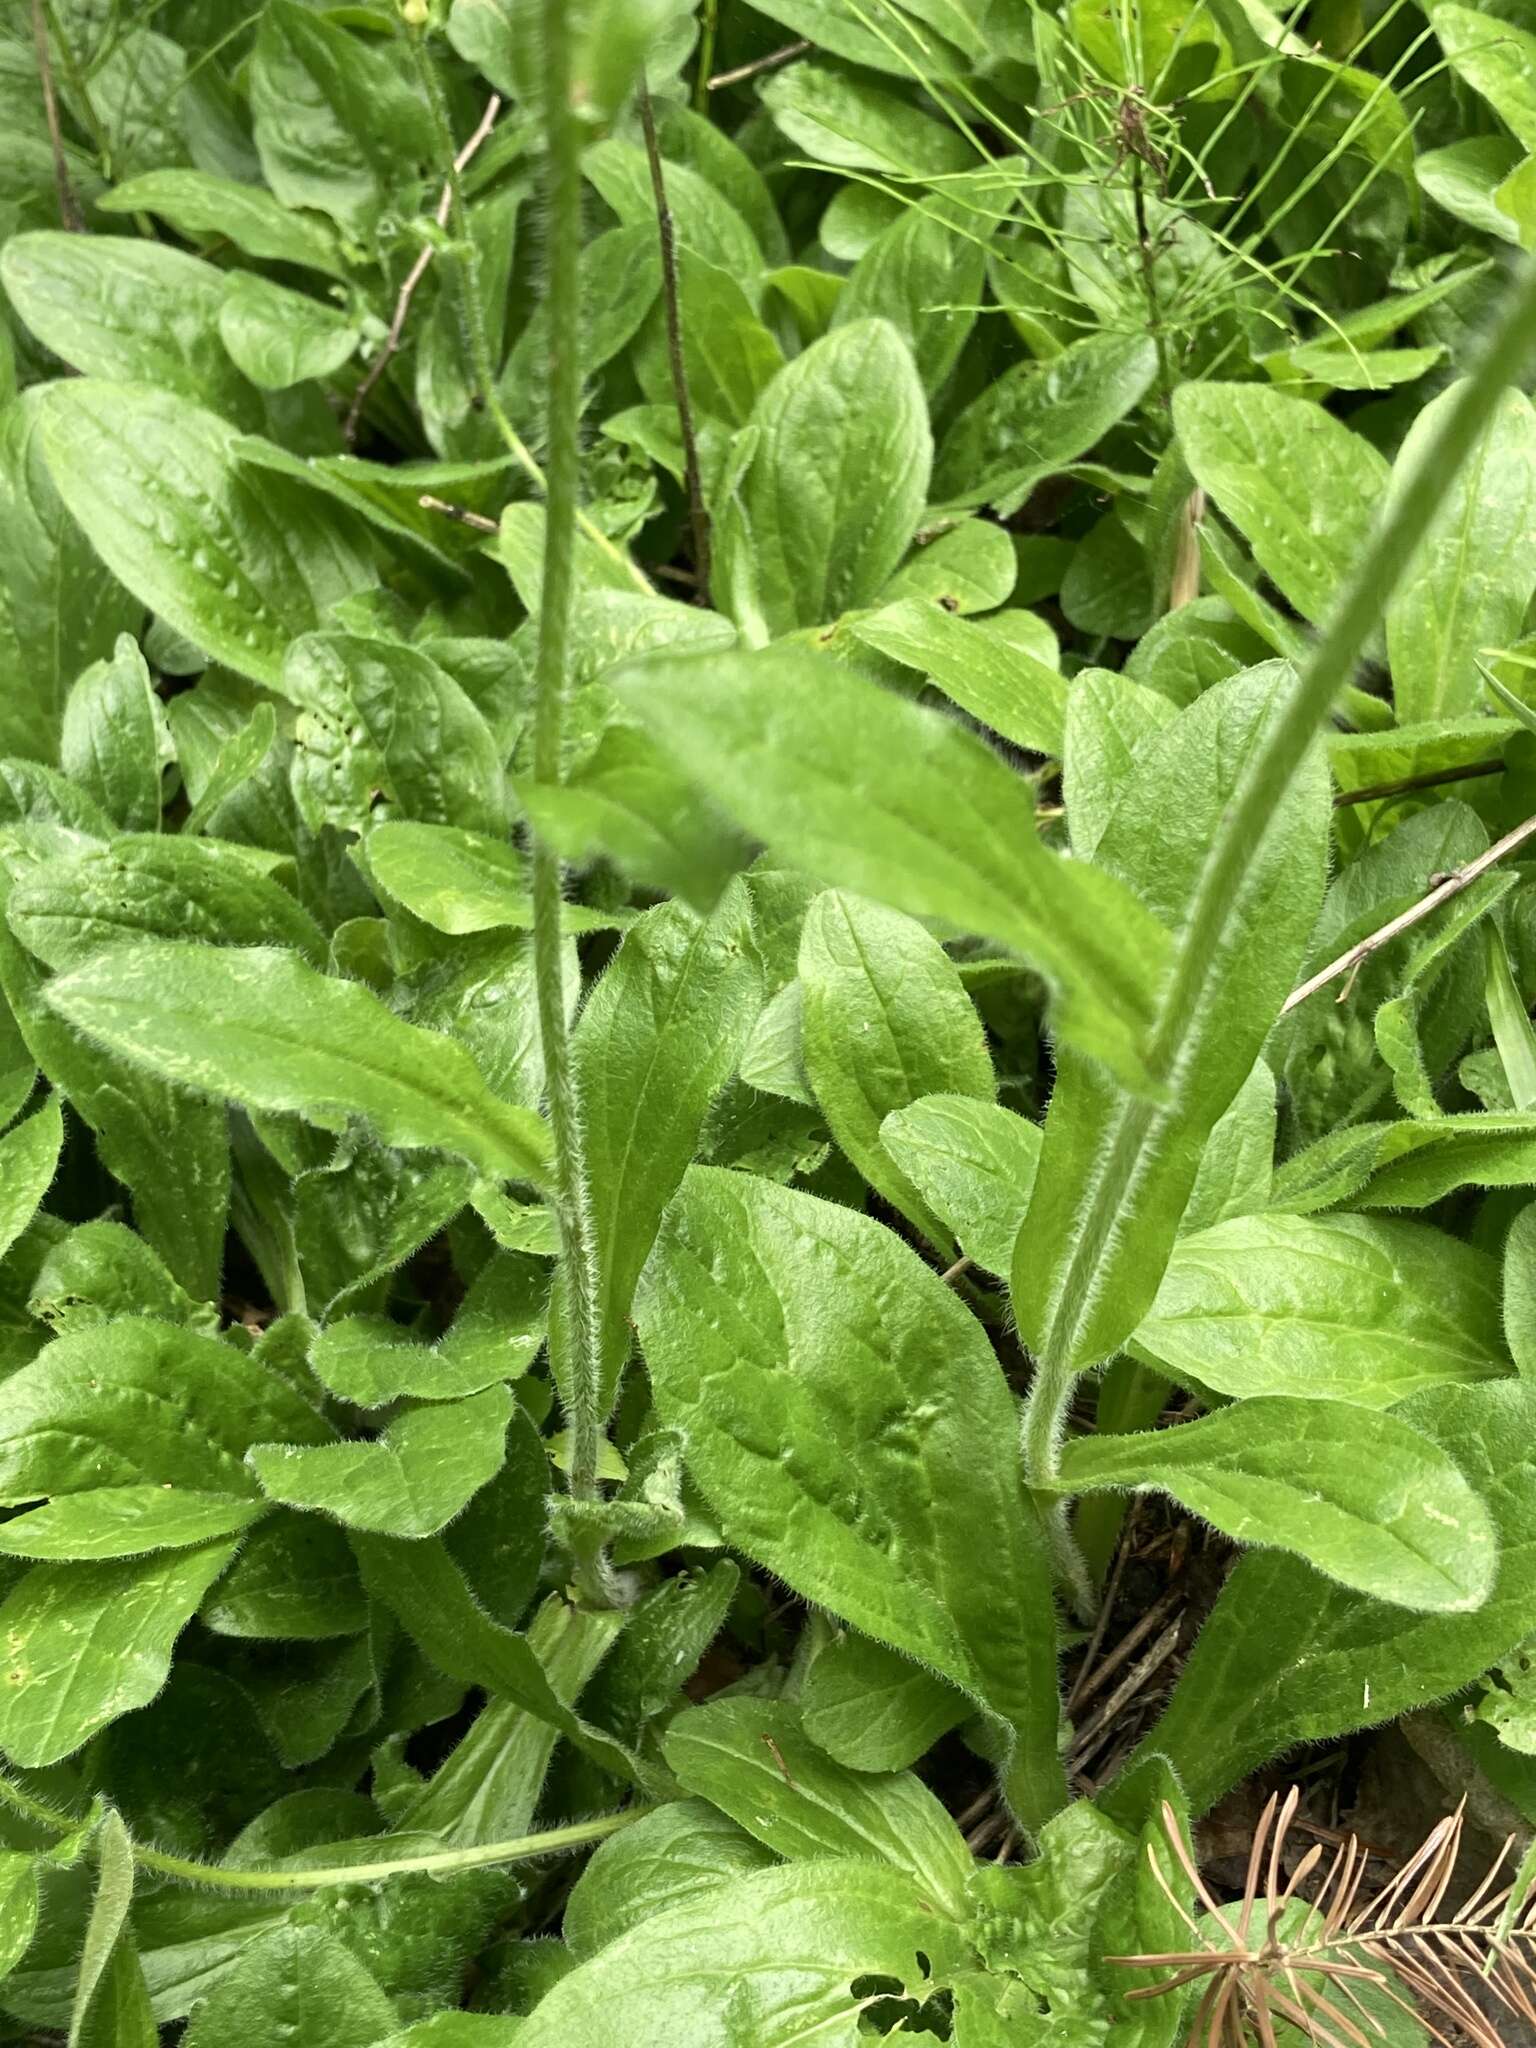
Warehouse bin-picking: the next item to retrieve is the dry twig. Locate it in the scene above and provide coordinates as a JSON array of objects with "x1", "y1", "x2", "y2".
[
  {"x1": 31, "y1": 0, "x2": 81, "y2": 232},
  {"x1": 345, "y1": 94, "x2": 502, "y2": 445},
  {"x1": 707, "y1": 40, "x2": 811, "y2": 90},
  {"x1": 1282, "y1": 808, "x2": 1536, "y2": 1015},
  {"x1": 1110, "y1": 1786, "x2": 1536, "y2": 2047}
]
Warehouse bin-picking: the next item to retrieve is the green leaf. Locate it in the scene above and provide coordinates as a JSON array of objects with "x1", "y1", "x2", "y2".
[
  {"x1": 574, "y1": 882, "x2": 763, "y2": 1406},
  {"x1": 8, "y1": 835, "x2": 327, "y2": 972},
  {"x1": 801, "y1": 1629, "x2": 967, "y2": 1771},
  {"x1": 799, "y1": 890, "x2": 992, "y2": 1246},
  {"x1": 934, "y1": 333, "x2": 1159, "y2": 514},
  {"x1": 182, "y1": 1925, "x2": 399, "y2": 2048},
  {"x1": 1063, "y1": 669, "x2": 1178, "y2": 863},
  {"x1": 0, "y1": 1852, "x2": 38, "y2": 1987},
  {"x1": 309, "y1": 1264, "x2": 546, "y2": 1408},
  {"x1": 98, "y1": 170, "x2": 346, "y2": 275},
  {"x1": 1505, "y1": 1202, "x2": 1536, "y2": 1374},
  {"x1": 58, "y1": 635, "x2": 170, "y2": 834},
  {"x1": 217, "y1": 275, "x2": 361, "y2": 392},
  {"x1": 564, "y1": 1801, "x2": 775, "y2": 1961},
  {"x1": 1434, "y1": 4, "x2": 1536, "y2": 150},
  {"x1": 1486, "y1": 922, "x2": 1536, "y2": 1109},
  {"x1": 664, "y1": 1697, "x2": 973, "y2": 1915},
  {"x1": 44, "y1": 941, "x2": 552, "y2": 1187},
  {"x1": 37, "y1": 382, "x2": 374, "y2": 691},
  {"x1": 0, "y1": 233, "x2": 258, "y2": 423},
  {"x1": 0, "y1": 1539, "x2": 239, "y2": 1765},
  {"x1": 1174, "y1": 384, "x2": 1389, "y2": 624},
  {"x1": 1386, "y1": 382, "x2": 1536, "y2": 722},
  {"x1": 0, "y1": 1488, "x2": 264, "y2": 1561},
  {"x1": 365, "y1": 822, "x2": 618, "y2": 936},
  {"x1": 616, "y1": 648, "x2": 1170, "y2": 1090},
  {"x1": 878, "y1": 517, "x2": 1018, "y2": 613},
  {"x1": 0, "y1": 1094, "x2": 60, "y2": 1266},
  {"x1": 0, "y1": 390, "x2": 140, "y2": 764},
  {"x1": 880, "y1": 1094, "x2": 1041, "y2": 1276},
  {"x1": 248, "y1": 1385, "x2": 511, "y2": 1538},
  {"x1": 1130, "y1": 1212, "x2": 1510, "y2": 1407},
  {"x1": 1122, "y1": 1378, "x2": 1536, "y2": 1814},
  {"x1": 202, "y1": 1512, "x2": 366, "y2": 1640},
  {"x1": 834, "y1": 202, "x2": 985, "y2": 397},
  {"x1": 516, "y1": 1862, "x2": 968, "y2": 2048},
  {"x1": 762, "y1": 60, "x2": 972, "y2": 176},
  {"x1": 0, "y1": 1317, "x2": 329, "y2": 1503},
  {"x1": 636, "y1": 1168, "x2": 1065, "y2": 1824},
  {"x1": 641, "y1": 251, "x2": 782, "y2": 427},
  {"x1": 69, "y1": 1811, "x2": 154, "y2": 2048},
  {"x1": 249, "y1": 0, "x2": 433, "y2": 238},
  {"x1": 1014, "y1": 666, "x2": 1330, "y2": 1377},
  {"x1": 714, "y1": 320, "x2": 931, "y2": 638},
  {"x1": 848, "y1": 600, "x2": 1068, "y2": 756},
  {"x1": 1055, "y1": 1396, "x2": 1495, "y2": 1610}
]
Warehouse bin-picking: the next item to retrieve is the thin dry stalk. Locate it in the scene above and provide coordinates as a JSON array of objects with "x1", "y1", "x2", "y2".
[
  {"x1": 345, "y1": 94, "x2": 502, "y2": 445},
  {"x1": 31, "y1": 0, "x2": 81, "y2": 232},
  {"x1": 1110, "y1": 1788, "x2": 1536, "y2": 2048}
]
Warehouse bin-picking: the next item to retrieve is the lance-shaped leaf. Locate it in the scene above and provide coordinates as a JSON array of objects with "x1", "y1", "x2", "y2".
[
  {"x1": 573, "y1": 882, "x2": 763, "y2": 1408},
  {"x1": 799, "y1": 891, "x2": 993, "y2": 1249},
  {"x1": 0, "y1": 1095, "x2": 61, "y2": 1265},
  {"x1": 616, "y1": 649, "x2": 1171, "y2": 1091},
  {"x1": 1130, "y1": 1212, "x2": 1511, "y2": 1408},
  {"x1": 181, "y1": 1925, "x2": 399, "y2": 2048},
  {"x1": 1118, "y1": 1378, "x2": 1536, "y2": 1816},
  {"x1": 45, "y1": 942, "x2": 552, "y2": 1187},
  {"x1": 1013, "y1": 666, "x2": 1329, "y2": 1377},
  {"x1": 636, "y1": 1168, "x2": 1065, "y2": 1826},
  {"x1": 881, "y1": 1094, "x2": 1042, "y2": 1277},
  {"x1": 69, "y1": 1811, "x2": 155, "y2": 2048},
  {"x1": 1053, "y1": 1396, "x2": 1495, "y2": 1610}
]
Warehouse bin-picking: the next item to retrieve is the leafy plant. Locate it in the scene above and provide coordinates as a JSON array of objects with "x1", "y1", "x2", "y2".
[{"x1": 6, "y1": 0, "x2": 1536, "y2": 2041}]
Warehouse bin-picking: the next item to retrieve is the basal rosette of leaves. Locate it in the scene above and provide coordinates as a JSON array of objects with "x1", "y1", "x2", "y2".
[{"x1": 3, "y1": 0, "x2": 1536, "y2": 2041}]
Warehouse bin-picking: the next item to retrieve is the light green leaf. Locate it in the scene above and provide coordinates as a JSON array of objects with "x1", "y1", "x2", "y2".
[
  {"x1": 58, "y1": 633, "x2": 169, "y2": 834},
  {"x1": 1505, "y1": 1201, "x2": 1536, "y2": 1375},
  {"x1": 310, "y1": 1259, "x2": 546, "y2": 1408},
  {"x1": 1434, "y1": 4, "x2": 1536, "y2": 150},
  {"x1": 801, "y1": 1629, "x2": 967, "y2": 1771},
  {"x1": 37, "y1": 382, "x2": 374, "y2": 690},
  {"x1": 1386, "y1": 382, "x2": 1536, "y2": 722},
  {"x1": 69, "y1": 1811, "x2": 154, "y2": 2048},
  {"x1": 934, "y1": 333, "x2": 1159, "y2": 514},
  {"x1": 714, "y1": 320, "x2": 931, "y2": 638},
  {"x1": 516, "y1": 1861, "x2": 969, "y2": 2048},
  {"x1": 1055, "y1": 1396, "x2": 1496, "y2": 1610},
  {"x1": 878, "y1": 517, "x2": 1018, "y2": 613},
  {"x1": 641, "y1": 251, "x2": 782, "y2": 427},
  {"x1": 574, "y1": 883, "x2": 763, "y2": 1407},
  {"x1": 848, "y1": 599, "x2": 1067, "y2": 755},
  {"x1": 217, "y1": 275, "x2": 360, "y2": 392},
  {"x1": 1174, "y1": 383, "x2": 1389, "y2": 625},
  {"x1": 565, "y1": 1801, "x2": 774, "y2": 1961},
  {"x1": 98, "y1": 170, "x2": 346, "y2": 275},
  {"x1": 1063, "y1": 667, "x2": 1178, "y2": 863},
  {"x1": 0, "y1": 1094, "x2": 60, "y2": 1266},
  {"x1": 800, "y1": 890, "x2": 992, "y2": 1246},
  {"x1": 1131, "y1": 1212, "x2": 1510, "y2": 1407},
  {"x1": 762, "y1": 60, "x2": 972, "y2": 176},
  {"x1": 1487, "y1": 922, "x2": 1536, "y2": 1110},
  {"x1": 0, "y1": 1540, "x2": 239, "y2": 1765},
  {"x1": 364, "y1": 822, "x2": 618, "y2": 936},
  {"x1": 45, "y1": 941, "x2": 552, "y2": 1188},
  {"x1": 181, "y1": 1925, "x2": 399, "y2": 2048},
  {"x1": 8, "y1": 835, "x2": 326, "y2": 971},
  {"x1": 664, "y1": 1697, "x2": 973, "y2": 1915},
  {"x1": 616, "y1": 648, "x2": 1170, "y2": 1091},
  {"x1": 0, "y1": 1487, "x2": 264, "y2": 1561},
  {"x1": 834, "y1": 202, "x2": 985, "y2": 397},
  {"x1": 0, "y1": 232, "x2": 257, "y2": 423},
  {"x1": 1125, "y1": 1379, "x2": 1536, "y2": 1815},
  {"x1": 636, "y1": 1168, "x2": 1065, "y2": 1824},
  {"x1": 0, "y1": 1852, "x2": 38, "y2": 1987},
  {"x1": 1014, "y1": 666, "x2": 1330, "y2": 1376},
  {"x1": 0, "y1": 1317, "x2": 329, "y2": 1503},
  {"x1": 880, "y1": 1093, "x2": 1041, "y2": 1276},
  {"x1": 248, "y1": 1385, "x2": 511, "y2": 1538}
]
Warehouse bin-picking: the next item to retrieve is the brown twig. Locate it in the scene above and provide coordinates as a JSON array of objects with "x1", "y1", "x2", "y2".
[
  {"x1": 1067, "y1": 1618, "x2": 1182, "y2": 1769},
  {"x1": 1332, "y1": 756, "x2": 1505, "y2": 808},
  {"x1": 31, "y1": 0, "x2": 81, "y2": 232},
  {"x1": 707, "y1": 39, "x2": 811, "y2": 90},
  {"x1": 1065, "y1": 1505, "x2": 1139, "y2": 1712},
  {"x1": 1070, "y1": 1580, "x2": 1183, "y2": 1718},
  {"x1": 418, "y1": 493, "x2": 499, "y2": 534},
  {"x1": 1282, "y1": 807, "x2": 1536, "y2": 1015},
  {"x1": 939, "y1": 1254, "x2": 973, "y2": 1286},
  {"x1": 636, "y1": 83, "x2": 711, "y2": 595},
  {"x1": 345, "y1": 93, "x2": 502, "y2": 446}
]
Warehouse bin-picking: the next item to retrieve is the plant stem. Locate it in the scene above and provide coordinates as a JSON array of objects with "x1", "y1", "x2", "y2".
[
  {"x1": 637, "y1": 83, "x2": 711, "y2": 594},
  {"x1": 0, "y1": 1772, "x2": 644, "y2": 1890},
  {"x1": 31, "y1": 0, "x2": 81, "y2": 231},
  {"x1": 531, "y1": 0, "x2": 616, "y2": 1610},
  {"x1": 695, "y1": 0, "x2": 719, "y2": 109},
  {"x1": 404, "y1": 30, "x2": 650, "y2": 596},
  {"x1": 1131, "y1": 155, "x2": 1174, "y2": 407},
  {"x1": 1020, "y1": 252, "x2": 1536, "y2": 1605}
]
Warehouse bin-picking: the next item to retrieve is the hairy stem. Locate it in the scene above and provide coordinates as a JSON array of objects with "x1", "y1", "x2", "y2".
[
  {"x1": 1021, "y1": 254, "x2": 1536, "y2": 1606},
  {"x1": 638, "y1": 83, "x2": 711, "y2": 593},
  {"x1": 531, "y1": 0, "x2": 616, "y2": 1609},
  {"x1": 0, "y1": 1772, "x2": 644, "y2": 1891},
  {"x1": 695, "y1": 0, "x2": 719, "y2": 109}
]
